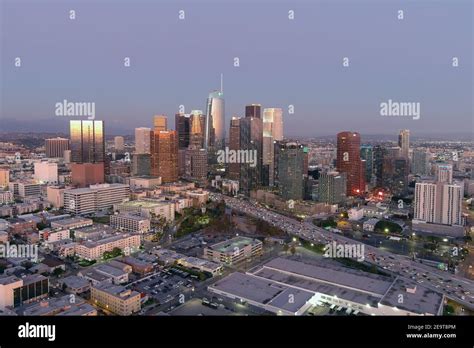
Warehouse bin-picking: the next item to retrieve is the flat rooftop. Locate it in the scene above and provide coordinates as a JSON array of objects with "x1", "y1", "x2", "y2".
[
  {"x1": 252, "y1": 266, "x2": 381, "y2": 307},
  {"x1": 380, "y1": 277, "x2": 444, "y2": 315},
  {"x1": 61, "y1": 275, "x2": 90, "y2": 289},
  {"x1": 209, "y1": 272, "x2": 314, "y2": 314},
  {"x1": 93, "y1": 283, "x2": 139, "y2": 300},
  {"x1": 117, "y1": 200, "x2": 172, "y2": 208},
  {"x1": 262, "y1": 257, "x2": 392, "y2": 296},
  {"x1": 209, "y1": 236, "x2": 261, "y2": 254},
  {"x1": 51, "y1": 217, "x2": 92, "y2": 226}
]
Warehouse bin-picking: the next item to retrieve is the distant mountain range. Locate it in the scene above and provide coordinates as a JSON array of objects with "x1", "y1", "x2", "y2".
[
  {"x1": 0, "y1": 117, "x2": 133, "y2": 136},
  {"x1": 0, "y1": 117, "x2": 472, "y2": 141}
]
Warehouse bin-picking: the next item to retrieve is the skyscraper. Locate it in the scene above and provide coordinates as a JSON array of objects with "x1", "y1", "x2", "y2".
[
  {"x1": 175, "y1": 113, "x2": 191, "y2": 149},
  {"x1": 114, "y1": 136, "x2": 124, "y2": 152},
  {"x1": 205, "y1": 91, "x2": 225, "y2": 150},
  {"x1": 70, "y1": 120, "x2": 105, "y2": 187},
  {"x1": 150, "y1": 130, "x2": 178, "y2": 183},
  {"x1": 184, "y1": 147, "x2": 208, "y2": 181},
  {"x1": 264, "y1": 108, "x2": 283, "y2": 141},
  {"x1": 189, "y1": 111, "x2": 205, "y2": 148},
  {"x1": 239, "y1": 107, "x2": 263, "y2": 196},
  {"x1": 373, "y1": 145, "x2": 387, "y2": 187},
  {"x1": 414, "y1": 182, "x2": 463, "y2": 226},
  {"x1": 360, "y1": 145, "x2": 374, "y2": 183},
  {"x1": 45, "y1": 137, "x2": 70, "y2": 158},
  {"x1": 435, "y1": 163, "x2": 453, "y2": 184},
  {"x1": 132, "y1": 153, "x2": 151, "y2": 176},
  {"x1": 277, "y1": 142, "x2": 304, "y2": 200},
  {"x1": 398, "y1": 129, "x2": 410, "y2": 159},
  {"x1": 318, "y1": 171, "x2": 347, "y2": 204},
  {"x1": 0, "y1": 167, "x2": 9, "y2": 187},
  {"x1": 336, "y1": 131, "x2": 365, "y2": 196},
  {"x1": 134, "y1": 127, "x2": 151, "y2": 154},
  {"x1": 412, "y1": 149, "x2": 429, "y2": 175},
  {"x1": 262, "y1": 106, "x2": 283, "y2": 186},
  {"x1": 228, "y1": 117, "x2": 241, "y2": 181},
  {"x1": 153, "y1": 115, "x2": 168, "y2": 132},
  {"x1": 70, "y1": 120, "x2": 105, "y2": 163},
  {"x1": 245, "y1": 104, "x2": 261, "y2": 119}
]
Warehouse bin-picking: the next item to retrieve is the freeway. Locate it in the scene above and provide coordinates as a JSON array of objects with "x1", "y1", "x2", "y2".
[{"x1": 210, "y1": 193, "x2": 474, "y2": 311}]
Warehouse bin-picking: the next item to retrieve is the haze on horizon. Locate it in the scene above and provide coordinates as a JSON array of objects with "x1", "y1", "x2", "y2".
[{"x1": 0, "y1": 0, "x2": 472, "y2": 137}]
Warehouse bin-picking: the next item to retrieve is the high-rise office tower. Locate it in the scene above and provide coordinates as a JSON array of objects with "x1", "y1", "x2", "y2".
[
  {"x1": 318, "y1": 171, "x2": 347, "y2": 204},
  {"x1": 134, "y1": 127, "x2": 151, "y2": 154},
  {"x1": 70, "y1": 120, "x2": 105, "y2": 163},
  {"x1": 386, "y1": 146, "x2": 401, "y2": 158},
  {"x1": 263, "y1": 108, "x2": 283, "y2": 141},
  {"x1": 45, "y1": 137, "x2": 70, "y2": 158},
  {"x1": 441, "y1": 184, "x2": 463, "y2": 225},
  {"x1": 277, "y1": 142, "x2": 304, "y2": 200},
  {"x1": 150, "y1": 130, "x2": 178, "y2": 183},
  {"x1": 0, "y1": 167, "x2": 10, "y2": 187},
  {"x1": 184, "y1": 147, "x2": 208, "y2": 181},
  {"x1": 178, "y1": 149, "x2": 186, "y2": 177},
  {"x1": 303, "y1": 146, "x2": 309, "y2": 176},
  {"x1": 336, "y1": 131, "x2": 365, "y2": 196},
  {"x1": 175, "y1": 113, "x2": 191, "y2": 149},
  {"x1": 114, "y1": 136, "x2": 124, "y2": 152},
  {"x1": 176, "y1": 111, "x2": 206, "y2": 149},
  {"x1": 205, "y1": 91, "x2": 225, "y2": 150},
  {"x1": 70, "y1": 120, "x2": 105, "y2": 187},
  {"x1": 153, "y1": 115, "x2": 168, "y2": 132},
  {"x1": 391, "y1": 157, "x2": 409, "y2": 197},
  {"x1": 398, "y1": 129, "x2": 410, "y2": 159},
  {"x1": 373, "y1": 145, "x2": 387, "y2": 187},
  {"x1": 245, "y1": 104, "x2": 261, "y2": 119},
  {"x1": 360, "y1": 145, "x2": 374, "y2": 183},
  {"x1": 262, "y1": 108, "x2": 275, "y2": 186},
  {"x1": 239, "y1": 108, "x2": 263, "y2": 196},
  {"x1": 414, "y1": 182, "x2": 463, "y2": 226},
  {"x1": 412, "y1": 149, "x2": 429, "y2": 176},
  {"x1": 228, "y1": 117, "x2": 241, "y2": 181},
  {"x1": 435, "y1": 163, "x2": 453, "y2": 184},
  {"x1": 132, "y1": 153, "x2": 151, "y2": 176},
  {"x1": 189, "y1": 111, "x2": 205, "y2": 148}
]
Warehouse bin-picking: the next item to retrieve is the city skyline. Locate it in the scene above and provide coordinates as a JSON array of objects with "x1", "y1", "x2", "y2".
[
  {"x1": 0, "y1": 0, "x2": 473, "y2": 339},
  {"x1": 1, "y1": 0, "x2": 472, "y2": 137}
]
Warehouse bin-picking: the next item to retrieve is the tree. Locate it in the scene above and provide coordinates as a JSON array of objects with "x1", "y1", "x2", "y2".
[{"x1": 53, "y1": 268, "x2": 64, "y2": 277}]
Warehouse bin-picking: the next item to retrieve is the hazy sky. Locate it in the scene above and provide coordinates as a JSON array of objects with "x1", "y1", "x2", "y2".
[{"x1": 1, "y1": 0, "x2": 472, "y2": 137}]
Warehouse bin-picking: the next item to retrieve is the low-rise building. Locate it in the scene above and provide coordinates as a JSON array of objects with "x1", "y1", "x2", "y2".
[
  {"x1": 59, "y1": 275, "x2": 91, "y2": 294},
  {"x1": 0, "y1": 274, "x2": 49, "y2": 310},
  {"x1": 75, "y1": 233, "x2": 140, "y2": 261},
  {"x1": 92, "y1": 264, "x2": 129, "y2": 284},
  {"x1": 348, "y1": 207, "x2": 364, "y2": 221},
  {"x1": 40, "y1": 229, "x2": 70, "y2": 243},
  {"x1": 64, "y1": 183, "x2": 130, "y2": 215},
  {"x1": 204, "y1": 236, "x2": 263, "y2": 265},
  {"x1": 91, "y1": 283, "x2": 141, "y2": 316},
  {"x1": 114, "y1": 199, "x2": 175, "y2": 222},
  {"x1": 363, "y1": 218, "x2": 379, "y2": 232},
  {"x1": 110, "y1": 213, "x2": 150, "y2": 234},
  {"x1": 19, "y1": 295, "x2": 96, "y2": 316},
  {"x1": 50, "y1": 217, "x2": 93, "y2": 230},
  {"x1": 120, "y1": 256, "x2": 154, "y2": 275}
]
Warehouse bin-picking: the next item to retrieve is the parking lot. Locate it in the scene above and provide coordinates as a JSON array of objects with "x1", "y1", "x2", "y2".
[{"x1": 131, "y1": 269, "x2": 195, "y2": 306}]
